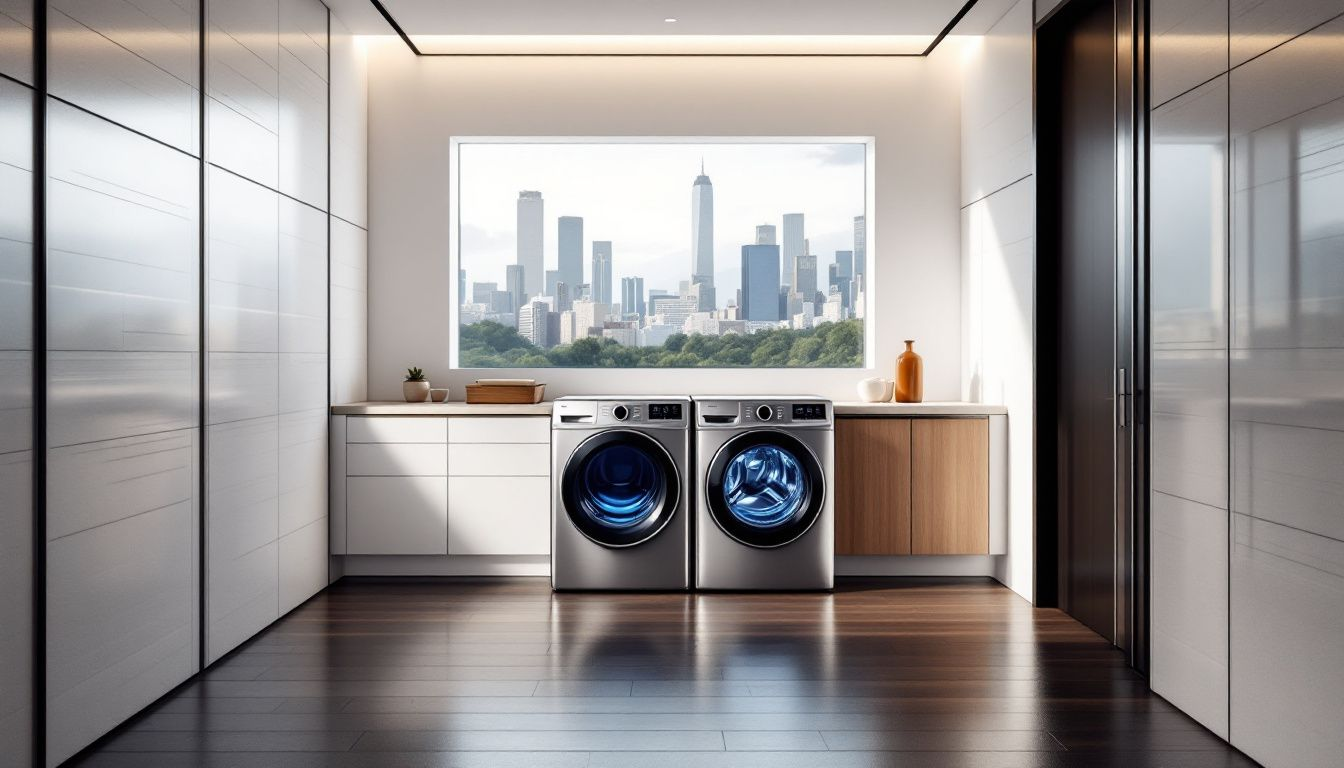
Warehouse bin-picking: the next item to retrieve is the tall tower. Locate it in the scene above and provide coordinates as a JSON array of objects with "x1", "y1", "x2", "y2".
[
  {"x1": 691, "y1": 161, "x2": 715, "y2": 310},
  {"x1": 755, "y1": 224, "x2": 777, "y2": 245},
  {"x1": 558, "y1": 216, "x2": 583, "y2": 292},
  {"x1": 740, "y1": 244, "x2": 782, "y2": 322},
  {"x1": 782, "y1": 213, "x2": 804, "y2": 290},
  {"x1": 516, "y1": 191, "x2": 543, "y2": 298},
  {"x1": 591, "y1": 241, "x2": 613, "y2": 305}
]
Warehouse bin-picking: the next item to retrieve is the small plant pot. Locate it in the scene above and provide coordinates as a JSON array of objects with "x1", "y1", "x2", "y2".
[
  {"x1": 403, "y1": 380, "x2": 431, "y2": 402},
  {"x1": 429, "y1": 388, "x2": 450, "y2": 403}
]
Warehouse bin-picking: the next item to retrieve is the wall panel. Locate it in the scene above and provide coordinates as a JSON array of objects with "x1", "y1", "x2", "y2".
[
  {"x1": 207, "y1": 0, "x2": 279, "y2": 188},
  {"x1": 1150, "y1": 0, "x2": 1227, "y2": 108},
  {"x1": 1149, "y1": 72, "x2": 1230, "y2": 741},
  {"x1": 278, "y1": 0, "x2": 328, "y2": 209},
  {"x1": 330, "y1": 217, "x2": 367, "y2": 403},
  {"x1": 47, "y1": 0, "x2": 200, "y2": 153},
  {"x1": 1228, "y1": 16, "x2": 1344, "y2": 766},
  {"x1": 0, "y1": 73, "x2": 33, "y2": 768},
  {"x1": 45, "y1": 95, "x2": 200, "y2": 766},
  {"x1": 0, "y1": 0, "x2": 34, "y2": 84},
  {"x1": 330, "y1": 11, "x2": 367, "y2": 228}
]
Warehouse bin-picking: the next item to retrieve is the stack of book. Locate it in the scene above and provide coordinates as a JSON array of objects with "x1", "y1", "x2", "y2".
[{"x1": 464, "y1": 378, "x2": 546, "y2": 404}]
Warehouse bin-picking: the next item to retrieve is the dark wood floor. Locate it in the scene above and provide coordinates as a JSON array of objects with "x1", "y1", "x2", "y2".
[{"x1": 72, "y1": 577, "x2": 1257, "y2": 767}]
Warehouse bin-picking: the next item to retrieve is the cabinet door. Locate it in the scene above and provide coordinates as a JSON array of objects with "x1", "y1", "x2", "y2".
[
  {"x1": 835, "y1": 418, "x2": 911, "y2": 555},
  {"x1": 912, "y1": 418, "x2": 990, "y2": 554},
  {"x1": 346, "y1": 476, "x2": 447, "y2": 554},
  {"x1": 448, "y1": 476, "x2": 550, "y2": 555}
]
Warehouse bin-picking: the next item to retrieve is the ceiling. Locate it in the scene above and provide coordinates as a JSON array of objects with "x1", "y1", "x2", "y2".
[{"x1": 324, "y1": 0, "x2": 1013, "y2": 55}]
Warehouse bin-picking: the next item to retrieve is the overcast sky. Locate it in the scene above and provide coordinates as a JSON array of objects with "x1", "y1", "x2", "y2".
[{"x1": 457, "y1": 141, "x2": 868, "y2": 306}]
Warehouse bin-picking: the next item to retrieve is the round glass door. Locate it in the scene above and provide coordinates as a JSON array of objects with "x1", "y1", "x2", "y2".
[
  {"x1": 706, "y1": 430, "x2": 824, "y2": 548},
  {"x1": 562, "y1": 430, "x2": 679, "y2": 547}
]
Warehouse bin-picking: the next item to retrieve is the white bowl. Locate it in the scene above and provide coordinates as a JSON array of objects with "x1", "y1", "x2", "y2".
[{"x1": 857, "y1": 377, "x2": 893, "y2": 403}]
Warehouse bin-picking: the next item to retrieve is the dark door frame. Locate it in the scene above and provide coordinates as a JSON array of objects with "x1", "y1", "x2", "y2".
[{"x1": 1033, "y1": 0, "x2": 1150, "y2": 673}]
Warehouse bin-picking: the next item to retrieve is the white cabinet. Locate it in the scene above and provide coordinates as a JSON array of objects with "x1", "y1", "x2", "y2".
[
  {"x1": 348, "y1": 442, "x2": 448, "y2": 476},
  {"x1": 449, "y1": 416, "x2": 549, "y2": 444},
  {"x1": 449, "y1": 476, "x2": 550, "y2": 555},
  {"x1": 333, "y1": 414, "x2": 551, "y2": 560},
  {"x1": 448, "y1": 443, "x2": 549, "y2": 476},
  {"x1": 348, "y1": 415, "x2": 447, "y2": 443},
  {"x1": 346, "y1": 476, "x2": 448, "y2": 554}
]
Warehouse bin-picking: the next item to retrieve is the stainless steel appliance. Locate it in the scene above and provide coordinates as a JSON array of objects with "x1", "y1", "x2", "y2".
[
  {"x1": 551, "y1": 396, "x2": 692, "y2": 590},
  {"x1": 693, "y1": 397, "x2": 834, "y2": 590}
]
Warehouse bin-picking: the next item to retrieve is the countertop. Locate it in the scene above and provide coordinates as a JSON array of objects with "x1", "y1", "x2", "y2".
[
  {"x1": 331, "y1": 401, "x2": 554, "y2": 416},
  {"x1": 332, "y1": 401, "x2": 1006, "y2": 417},
  {"x1": 832, "y1": 401, "x2": 1008, "y2": 416}
]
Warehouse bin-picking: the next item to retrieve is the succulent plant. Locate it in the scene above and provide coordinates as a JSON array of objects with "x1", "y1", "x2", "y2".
[{"x1": 404, "y1": 367, "x2": 426, "y2": 382}]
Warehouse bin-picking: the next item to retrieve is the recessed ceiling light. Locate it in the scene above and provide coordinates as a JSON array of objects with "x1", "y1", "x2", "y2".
[{"x1": 664, "y1": 18, "x2": 677, "y2": 23}]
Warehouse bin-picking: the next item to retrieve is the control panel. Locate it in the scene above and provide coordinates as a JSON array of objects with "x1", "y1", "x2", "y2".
[
  {"x1": 648, "y1": 403, "x2": 684, "y2": 421},
  {"x1": 697, "y1": 398, "x2": 832, "y2": 428}
]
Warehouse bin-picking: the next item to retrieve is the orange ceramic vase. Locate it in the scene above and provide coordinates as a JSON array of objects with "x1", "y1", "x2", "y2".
[{"x1": 894, "y1": 340, "x2": 923, "y2": 403}]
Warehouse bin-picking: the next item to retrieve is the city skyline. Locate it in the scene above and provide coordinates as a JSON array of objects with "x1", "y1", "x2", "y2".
[{"x1": 456, "y1": 141, "x2": 868, "y2": 307}]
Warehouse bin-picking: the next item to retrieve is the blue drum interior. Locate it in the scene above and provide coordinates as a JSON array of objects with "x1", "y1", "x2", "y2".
[
  {"x1": 578, "y1": 443, "x2": 665, "y2": 529},
  {"x1": 721, "y1": 444, "x2": 808, "y2": 528}
]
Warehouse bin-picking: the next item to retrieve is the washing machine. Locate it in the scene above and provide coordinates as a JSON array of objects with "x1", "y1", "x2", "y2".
[
  {"x1": 694, "y1": 397, "x2": 834, "y2": 590},
  {"x1": 552, "y1": 396, "x2": 691, "y2": 590}
]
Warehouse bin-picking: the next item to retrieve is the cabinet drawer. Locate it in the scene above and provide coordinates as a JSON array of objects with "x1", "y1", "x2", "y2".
[
  {"x1": 347, "y1": 416, "x2": 446, "y2": 444},
  {"x1": 448, "y1": 443, "x2": 550, "y2": 476},
  {"x1": 347, "y1": 443, "x2": 447, "y2": 476},
  {"x1": 346, "y1": 476, "x2": 447, "y2": 554},
  {"x1": 448, "y1": 416, "x2": 549, "y2": 444},
  {"x1": 448, "y1": 476, "x2": 550, "y2": 555}
]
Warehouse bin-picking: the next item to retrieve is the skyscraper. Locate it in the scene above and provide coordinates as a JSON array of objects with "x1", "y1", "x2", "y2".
[
  {"x1": 505, "y1": 264, "x2": 525, "y2": 315},
  {"x1": 458, "y1": 269, "x2": 466, "y2": 305},
  {"x1": 620, "y1": 276, "x2": 645, "y2": 321},
  {"x1": 853, "y1": 215, "x2": 866, "y2": 279},
  {"x1": 558, "y1": 215, "x2": 583, "y2": 291},
  {"x1": 793, "y1": 253, "x2": 817, "y2": 300},
  {"x1": 545, "y1": 269, "x2": 559, "y2": 299},
  {"x1": 782, "y1": 213, "x2": 804, "y2": 290},
  {"x1": 756, "y1": 224, "x2": 776, "y2": 245},
  {"x1": 591, "y1": 241, "x2": 613, "y2": 305},
  {"x1": 740, "y1": 244, "x2": 782, "y2": 322},
  {"x1": 516, "y1": 191, "x2": 543, "y2": 297},
  {"x1": 835, "y1": 250, "x2": 853, "y2": 279},
  {"x1": 691, "y1": 162, "x2": 715, "y2": 309}
]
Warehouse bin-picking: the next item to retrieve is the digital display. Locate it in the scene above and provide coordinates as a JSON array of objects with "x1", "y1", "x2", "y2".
[
  {"x1": 648, "y1": 403, "x2": 683, "y2": 420},
  {"x1": 792, "y1": 403, "x2": 826, "y2": 421}
]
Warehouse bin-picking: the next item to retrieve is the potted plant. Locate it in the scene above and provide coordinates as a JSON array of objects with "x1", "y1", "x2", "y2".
[{"x1": 402, "y1": 367, "x2": 430, "y2": 402}]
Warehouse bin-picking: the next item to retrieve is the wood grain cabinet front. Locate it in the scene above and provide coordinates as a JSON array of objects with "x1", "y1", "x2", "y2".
[
  {"x1": 911, "y1": 418, "x2": 990, "y2": 555},
  {"x1": 835, "y1": 416, "x2": 992, "y2": 556},
  {"x1": 835, "y1": 418, "x2": 912, "y2": 555}
]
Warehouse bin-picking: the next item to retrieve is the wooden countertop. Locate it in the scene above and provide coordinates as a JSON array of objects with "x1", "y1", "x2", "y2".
[
  {"x1": 332, "y1": 401, "x2": 1005, "y2": 417},
  {"x1": 832, "y1": 401, "x2": 1008, "y2": 416},
  {"x1": 331, "y1": 401, "x2": 553, "y2": 416}
]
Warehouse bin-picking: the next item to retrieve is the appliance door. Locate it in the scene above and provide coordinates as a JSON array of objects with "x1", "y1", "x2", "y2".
[
  {"x1": 561, "y1": 430, "x2": 680, "y2": 548},
  {"x1": 705, "y1": 430, "x2": 825, "y2": 548}
]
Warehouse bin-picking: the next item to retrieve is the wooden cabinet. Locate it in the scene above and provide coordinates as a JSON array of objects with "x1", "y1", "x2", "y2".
[
  {"x1": 835, "y1": 418, "x2": 911, "y2": 555},
  {"x1": 912, "y1": 419, "x2": 990, "y2": 554},
  {"x1": 835, "y1": 416, "x2": 992, "y2": 556}
]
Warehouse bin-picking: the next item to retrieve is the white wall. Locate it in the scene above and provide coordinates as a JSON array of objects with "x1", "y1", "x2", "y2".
[
  {"x1": 958, "y1": 0, "x2": 1036, "y2": 603},
  {"x1": 364, "y1": 43, "x2": 963, "y2": 402}
]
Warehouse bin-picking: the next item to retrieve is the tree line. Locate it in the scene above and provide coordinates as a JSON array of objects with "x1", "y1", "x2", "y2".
[{"x1": 459, "y1": 319, "x2": 864, "y2": 368}]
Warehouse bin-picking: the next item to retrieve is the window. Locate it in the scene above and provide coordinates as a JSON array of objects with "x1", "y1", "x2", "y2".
[{"x1": 451, "y1": 138, "x2": 873, "y2": 368}]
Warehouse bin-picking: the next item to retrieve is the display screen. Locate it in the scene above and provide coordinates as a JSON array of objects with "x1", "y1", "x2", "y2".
[
  {"x1": 792, "y1": 403, "x2": 826, "y2": 421},
  {"x1": 648, "y1": 403, "x2": 683, "y2": 420}
]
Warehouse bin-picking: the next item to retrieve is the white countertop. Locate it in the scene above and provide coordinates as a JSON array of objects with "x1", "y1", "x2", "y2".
[
  {"x1": 832, "y1": 401, "x2": 1008, "y2": 416},
  {"x1": 331, "y1": 401, "x2": 553, "y2": 416},
  {"x1": 332, "y1": 400, "x2": 1005, "y2": 417}
]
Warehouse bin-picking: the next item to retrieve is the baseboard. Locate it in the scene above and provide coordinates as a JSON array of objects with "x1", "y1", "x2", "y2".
[
  {"x1": 337, "y1": 554, "x2": 1006, "y2": 580},
  {"x1": 338, "y1": 554, "x2": 550, "y2": 576},
  {"x1": 835, "y1": 554, "x2": 1003, "y2": 577}
]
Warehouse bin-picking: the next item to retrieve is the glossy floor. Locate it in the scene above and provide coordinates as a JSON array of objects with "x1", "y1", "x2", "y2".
[{"x1": 71, "y1": 578, "x2": 1258, "y2": 767}]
